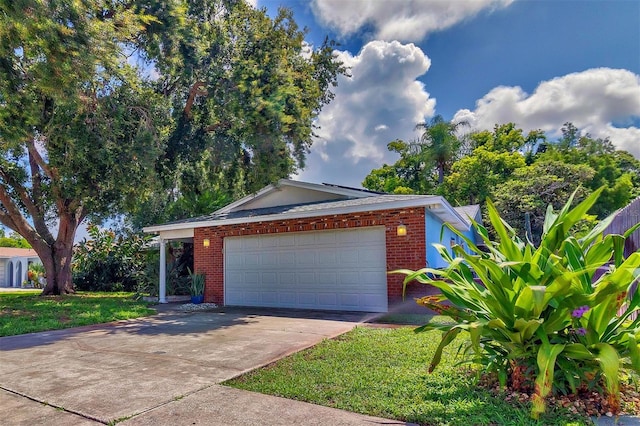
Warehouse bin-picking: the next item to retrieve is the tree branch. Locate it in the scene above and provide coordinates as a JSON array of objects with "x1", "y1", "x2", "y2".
[
  {"x1": 184, "y1": 81, "x2": 207, "y2": 119},
  {"x1": 26, "y1": 138, "x2": 59, "y2": 181},
  {"x1": 0, "y1": 183, "x2": 40, "y2": 244}
]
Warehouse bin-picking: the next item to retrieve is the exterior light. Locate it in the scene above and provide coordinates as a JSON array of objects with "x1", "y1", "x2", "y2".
[
  {"x1": 203, "y1": 238, "x2": 210, "y2": 248},
  {"x1": 396, "y1": 224, "x2": 407, "y2": 237}
]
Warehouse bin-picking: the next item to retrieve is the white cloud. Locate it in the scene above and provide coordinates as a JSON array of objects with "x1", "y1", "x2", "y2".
[
  {"x1": 311, "y1": 0, "x2": 514, "y2": 42},
  {"x1": 296, "y1": 41, "x2": 435, "y2": 187},
  {"x1": 245, "y1": 0, "x2": 258, "y2": 8},
  {"x1": 453, "y1": 68, "x2": 640, "y2": 157}
]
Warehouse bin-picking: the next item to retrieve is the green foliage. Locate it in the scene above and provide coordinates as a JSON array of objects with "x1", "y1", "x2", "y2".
[
  {"x1": 129, "y1": 0, "x2": 346, "y2": 229},
  {"x1": 362, "y1": 141, "x2": 435, "y2": 194},
  {"x1": 443, "y1": 144, "x2": 526, "y2": 205},
  {"x1": 0, "y1": 1, "x2": 168, "y2": 294},
  {"x1": 536, "y1": 125, "x2": 640, "y2": 218},
  {"x1": 394, "y1": 188, "x2": 640, "y2": 418},
  {"x1": 188, "y1": 267, "x2": 206, "y2": 296},
  {"x1": 0, "y1": 230, "x2": 31, "y2": 248},
  {"x1": 73, "y1": 225, "x2": 151, "y2": 292},
  {"x1": 362, "y1": 115, "x2": 467, "y2": 194},
  {"x1": 491, "y1": 161, "x2": 595, "y2": 243}
]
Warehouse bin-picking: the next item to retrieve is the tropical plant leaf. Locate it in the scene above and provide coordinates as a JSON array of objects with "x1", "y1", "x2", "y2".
[{"x1": 532, "y1": 343, "x2": 566, "y2": 419}]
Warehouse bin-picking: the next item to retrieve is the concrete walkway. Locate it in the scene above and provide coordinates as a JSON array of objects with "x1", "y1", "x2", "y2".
[{"x1": 0, "y1": 307, "x2": 409, "y2": 425}]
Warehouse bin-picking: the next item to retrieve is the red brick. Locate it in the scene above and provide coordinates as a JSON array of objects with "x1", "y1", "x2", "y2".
[{"x1": 194, "y1": 208, "x2": 427, "y2": 308}]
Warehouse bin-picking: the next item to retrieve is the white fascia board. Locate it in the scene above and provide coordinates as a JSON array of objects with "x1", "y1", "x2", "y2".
[
  {"x1": 213, "y1": 179, "x2": 374, "y2": 215},
  {"x1": 431, "y1": 196, "x2": 473, "y2": 231},
  {"x1": 158, "y1": 228, "x2": 194, "y2": 240},
  {"x1": 144, "y1": 196, "x2": 445, "y2": 233}
]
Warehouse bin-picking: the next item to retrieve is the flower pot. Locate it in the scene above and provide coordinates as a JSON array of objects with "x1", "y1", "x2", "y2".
[{"x1": 190, "y1": 295, "x2": 204, "y2": 304}]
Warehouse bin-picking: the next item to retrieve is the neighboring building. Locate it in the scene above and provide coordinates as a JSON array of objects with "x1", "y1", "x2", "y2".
[
  {"x1": 144, "y1": 179, "x2": 481, "y2": 312},
  {"x1": 0, "y1": 247, "x2": 40, "y2": 288}
]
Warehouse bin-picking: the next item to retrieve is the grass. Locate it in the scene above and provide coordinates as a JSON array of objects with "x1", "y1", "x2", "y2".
[
  {"x1": 226, "y1": 325, "x2": 588, "y2": 426},
  {"x1": 0, "y1": 291, "x2": 156, "y2": 337}
]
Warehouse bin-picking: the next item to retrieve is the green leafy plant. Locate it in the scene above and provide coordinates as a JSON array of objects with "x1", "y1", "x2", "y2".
[
  {"x1": 188, "y1": 267, "x2": 205, "y2": 297},
  {"x1": 27, "y1": 263, "x2": 46, "y2": 288},
  {"x1": 394, "y1": 187, "x2": 640, "y2": 418},
  {"x1": 73, "y1": 225, "x2": 151, "y2": 292}
]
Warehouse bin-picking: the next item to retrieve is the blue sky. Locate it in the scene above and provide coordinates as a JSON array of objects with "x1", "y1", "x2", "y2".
[{"x1": 254, "y1": 0, "x2": 640, "y2": 188}]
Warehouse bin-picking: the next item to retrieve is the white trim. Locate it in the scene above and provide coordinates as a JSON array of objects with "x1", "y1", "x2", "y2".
[
  {"x1": 144, "y1": 195, "x2": 471, "y2": 233},
  {"x1": 213, "y1": 179, "x2": 375, "y2": 215},
  {"x1": 158, "y1": 228, "x2": 194, "y2": 240}
]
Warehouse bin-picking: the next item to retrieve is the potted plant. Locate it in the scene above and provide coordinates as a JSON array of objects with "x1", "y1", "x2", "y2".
[{"x1": 188, "y1": 267, "x2": 205, "y2": 304}]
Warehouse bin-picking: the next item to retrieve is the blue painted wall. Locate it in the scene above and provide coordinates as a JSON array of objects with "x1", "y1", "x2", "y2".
[{"x1": 425, "y1": 210, "x2": 477, "y2": 269}]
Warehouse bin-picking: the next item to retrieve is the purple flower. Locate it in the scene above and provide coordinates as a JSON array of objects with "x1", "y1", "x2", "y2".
[
  {"x1": 572, "y1": 305, "x2": 590, "y2": 318},
  {"x1": 576, "y1": 328, "x2": 587, "y2": 336}
]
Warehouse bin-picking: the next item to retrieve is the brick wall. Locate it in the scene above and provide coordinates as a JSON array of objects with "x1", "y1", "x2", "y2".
[{"x1": 193, "y1": 208, "x2": 427, "y2": 308}]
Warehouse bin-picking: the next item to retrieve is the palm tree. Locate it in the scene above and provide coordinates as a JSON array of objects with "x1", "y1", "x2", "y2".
[{"x1": 414, "y1": 115, "x2": 468, "y2": 184}]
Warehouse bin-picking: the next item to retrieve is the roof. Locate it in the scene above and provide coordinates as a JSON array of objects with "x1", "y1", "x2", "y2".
[
  {"x1": 214, "y1": 179, "x2": 378, "y2": 215},
  {"x1": 453, "y1": 205, "x2": 481, "y2": 222},
  {"x1": 143, "y1": 179, "x2": 483, "y2": 235},
  {"x1": 0, "y1": 247, "x2": 39, "y2": 259},
  {"x1": 145, "y1": 193, "x2": 472, "y2": 234}
]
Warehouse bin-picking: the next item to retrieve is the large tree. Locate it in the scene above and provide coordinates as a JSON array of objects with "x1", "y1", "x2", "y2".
[
  {"x1": 362, "y1": 116, "x2": 466, "y2": 194},
  {"x1": 0, "y1": 0, "x2": 344, "y2": 292},
  {"x1": 0, "y1": 2, "x2": 165, "y2": 294},
  {"x1": 415, "y1": 115, "x2": 468, "y2": 184},
  {"x1": 128, "y1": 0, "x2": 345, "y2": 228},
  {"x1": 442, "y1": 123, "x2": 533, "y2": 205},
  {"x1": 491, "y1": 161, "x2": 595, "y2": 243}
]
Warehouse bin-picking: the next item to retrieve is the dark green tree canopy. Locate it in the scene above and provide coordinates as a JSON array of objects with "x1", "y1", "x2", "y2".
[
  {"x1": 363, "y1": 121, "x2": 640, "y2": 243},
  {"x1": 0, "y1": 0, "x2": 345, "y2": 292}
]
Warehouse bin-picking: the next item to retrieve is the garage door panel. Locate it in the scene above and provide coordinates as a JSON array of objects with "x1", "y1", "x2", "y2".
[
  {"x1": 225, "y1": 238, "x2": 243, "y2": 250},
  {"x1": 261, "y1": 252, "x2": 278, "y2": 265},
  {"x1": 318, "y1": 294, "x2": 337, "y2": 306},
  {"x1": 296, "y1": 251, "x2": 316, "y2": 265},
  {"x1": 244, "y1": 238, "x2": 260, "y2": 249},
  {"x1": 317, "y1": 272, "x2": 337, "y2": 286},
  {"x1": 278, "y1": 252, "x2": 295, "y2": 265},
  {"x1": 225, "y1": 227, "x2": 387, "y2": 312},
  {"x1": 279, "y1": 272, "x2": 295, "y2": 285},
  {"x1": 317, "y1": 232, "x2": 337, "y2": 245},
  {"x1": 338, "y1": 249, "x2": 359, "y2": 264},
  {"x1": 317, "y1": 249, "x2": 337, "y2": 266},
  {"x1": 261, "y1": 237, "x2": 278, "y2": 248},
  {"x1": 279, "y1": 292, "x2": 296, "y2": 304},
  {"x1": 262, "y1": 272, "x2": 277, "y2": 284},
  {"x1": 245, "y1": 254, "x2": 260, "y2": 266},
  {"x1": 296, "y1": 233, "x2": 316, "y2": 246},
  {"x1": 262, "y1": 292, "x2": 278, "y2": 304},
  {"x1": 299, "y1": 272, "x2": 317, "y2": 287},
  {"x1": 298, "y1": 293, "x2": 317, "y2": 305}
]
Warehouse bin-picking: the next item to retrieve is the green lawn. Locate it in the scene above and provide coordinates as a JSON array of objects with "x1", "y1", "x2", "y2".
[
  {"x1": 226, "y1": 326, "x2": 588, "y2": 426},
  {"x1": 0, "y1": 291, "x2": 156, "y2": 337}
]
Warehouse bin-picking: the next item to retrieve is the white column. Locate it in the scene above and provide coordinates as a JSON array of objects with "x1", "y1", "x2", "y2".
[{"x1": 159, "y1": 238, "x2": 167, "y2": 303}]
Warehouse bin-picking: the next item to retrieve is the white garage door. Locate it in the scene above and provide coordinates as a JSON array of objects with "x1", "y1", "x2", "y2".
[{"x1": 224, "y1": 227, "x2": 387, "y2": 312}]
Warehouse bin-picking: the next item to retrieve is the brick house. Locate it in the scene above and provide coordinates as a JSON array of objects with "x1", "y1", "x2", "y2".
[{"x1": 143, "y1": 179, "x2": 480, "y2": 312}]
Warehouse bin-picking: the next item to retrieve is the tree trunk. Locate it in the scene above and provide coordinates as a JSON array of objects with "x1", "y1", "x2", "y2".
[
  {"x1": 40, "y1": 215, "x2": 77, "y2": 295},
  {"x1": 437, "y1": 163, "x2": 445, "y2": 184}
]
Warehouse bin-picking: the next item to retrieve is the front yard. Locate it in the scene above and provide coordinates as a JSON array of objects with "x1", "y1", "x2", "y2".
[
  {"x1": 0, "y1": 291, "x2": 155, "y2": 337},
  {"x1": 226, "y1": 324, "x2": 591, "y2": 426}
]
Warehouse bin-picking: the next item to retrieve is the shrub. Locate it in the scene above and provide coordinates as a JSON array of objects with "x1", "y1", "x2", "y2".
[
  {"x1": 73, "y1": 224, "x2": 150, "y2": 292},
  {"x1": 394, "y1": 187, "x2": 640, "y2": 418},
  {"x1": 188, "y1": 267, "x2": 205, "y2": 296}
]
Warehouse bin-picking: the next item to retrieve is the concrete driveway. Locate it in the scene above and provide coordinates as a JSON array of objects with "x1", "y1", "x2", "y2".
[{"x1": 0, "y1": 307, "x2": 409, "y2": 425}]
